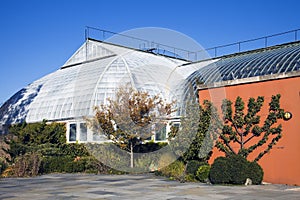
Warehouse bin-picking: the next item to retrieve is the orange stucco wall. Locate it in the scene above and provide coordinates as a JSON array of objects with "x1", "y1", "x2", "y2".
[{"x1": 199, "y1": 76, "x2": 300, "y2": 186}]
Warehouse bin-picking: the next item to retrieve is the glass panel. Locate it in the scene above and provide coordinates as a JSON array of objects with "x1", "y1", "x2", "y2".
[
  {"x1": 155, "y1": 125, "x2": 166, "y2": 141},
  {"x1": 69, "y1": 123, "x2": 77, "y2": 142},
  {"x1": 80, "y1": 123, "x2": 87, "y2": 141}
]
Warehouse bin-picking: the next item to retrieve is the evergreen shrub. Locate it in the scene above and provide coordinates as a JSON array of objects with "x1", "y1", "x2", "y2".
[
  {"x1": 247, "y1": 161, "x2": 264, "y2": 184},
  {"x1": 196, "y1": 165, "x2": 211, "y2": 182},
  {"x1": 186, "y1": 160, "x2": 207, "y2": 175},
  {"x1": 209, "y1": 155, "x2": 264, "y2": 185},
  {"x1": 160, "y1": 160, "x2": 185, "y2": 180}
]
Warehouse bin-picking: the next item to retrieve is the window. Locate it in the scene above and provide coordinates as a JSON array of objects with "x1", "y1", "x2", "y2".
[
  {"x1": 69, "y1": 123, "x2": 76, "y2": 142},
  {"x1": 172, "y1": 123, "x2": 180, "y2": 129},
  {"x1": 155, "y1": 125, "x2": 167, "y2": 141},
  {"x1": 80, "y1": 123, "x2": 87, "y2": 141}
]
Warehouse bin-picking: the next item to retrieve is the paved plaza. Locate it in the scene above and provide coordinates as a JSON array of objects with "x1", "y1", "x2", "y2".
[{"x1": 0, "y1": 174, "x2": 299, "y2": 199}]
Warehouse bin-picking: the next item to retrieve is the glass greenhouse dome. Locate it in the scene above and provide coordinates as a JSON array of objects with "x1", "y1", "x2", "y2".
[
  {"x1": 1, "y1": 36, "x2": 300, "y2": 142},
  {"x1": 0, "y1": 38, "x2": 203, "y2": 142}
]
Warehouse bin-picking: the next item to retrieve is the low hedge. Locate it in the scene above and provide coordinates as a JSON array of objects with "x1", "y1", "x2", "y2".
[
  {"x1": 186, "y1": 160, "x2": 207, "y2": 175},
  {"x1": 40, "y1": 155, "x2": 109, "y2": 174},
  {"x1": 159, "y1": 160, "x2": 185, "y2": 180},
  {"x1": 209, "y1": 155, "x2": 263, "y2": 185},
  {"x1": 40, "y1": 156, "x2": 73, "y2": 174},
  {"x1": 246, "y1": 161, "x2": 264, "y2": 184},
  {"x1": 196, "y1": 165, "x2": 211, "y2": 183}
]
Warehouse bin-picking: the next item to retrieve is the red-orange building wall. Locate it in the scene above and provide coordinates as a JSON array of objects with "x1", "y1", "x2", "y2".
[{"x1": 199, "y1": 76, "x2": 300, "y2": 186}]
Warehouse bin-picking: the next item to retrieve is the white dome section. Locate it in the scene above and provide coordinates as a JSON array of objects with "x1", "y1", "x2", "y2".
[{"x1": 20, "y1": 39, "x2": 189, "y2": 123}]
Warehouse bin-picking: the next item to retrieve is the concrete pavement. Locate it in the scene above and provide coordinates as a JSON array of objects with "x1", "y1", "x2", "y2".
[{"x1": 0, "y1": 174, "x2": 299, "y2": 199}]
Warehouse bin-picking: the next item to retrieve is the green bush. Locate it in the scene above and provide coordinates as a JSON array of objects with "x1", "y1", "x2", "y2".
[
  {"x1": 160, "y1": 160, "x2": 185, "y2": 180},
  {"x1": 196, "y1": 165, "x2": 211, "y2": 183},
  {"x1": 5, "y1": 121, "x2": 141, "y2": 177},
  {"x1": 40, "y1": 156, "x2": 73, "y2": 173},
  {"x1": 37, "y1": 144, "x2": 65, "y2": 157},
  {"x1": 186, "y1": 160, "x2": 207, "y2": 175},
  {"x1": 209, "y1": 157, "x2": 231, "y2": 184},
  {"x1": 60, "y1": 143, "x2": 90, "y2": 157},
  {"x1": 184, "y1": 174, "x2": 197, "y2": 182},
  {"x1": 228, "y1": 155, "x2": 250, "y2": 184},
  {"x1": 5, "y1": 122, "x2": 67, "y2": 163},
  {"x1": 80, "y1": 156, "x2": 100, "y2": 174},
  {"x1": 4, "y1": 122, "x2": 102, "y2": 177},
  {"x1": 64, "y1": 159, "x2": 86, "y2": 173},
  {"x1": 40, "y1": 155, "x2": 112, "y2": 174},
  {"x1": 209, "y1": 155, "x2": 264, "y2": 185},
  {"x1": 247, "y1": 161, "x2": 264, "y2": 185},
  {"x1": 39, "y1": 143, "x2": 117, "y2": 175}
]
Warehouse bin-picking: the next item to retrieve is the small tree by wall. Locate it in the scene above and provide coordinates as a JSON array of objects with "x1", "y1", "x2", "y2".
[
  {"x1": 168, "y1": 99, "x2": 221, "y2": 163},
  {"x1": 216, "y1": 94, "x2": 285, "y2": 162},
  {"x1": 87, "y1": 85, "x2": 175, "y2": 168}
]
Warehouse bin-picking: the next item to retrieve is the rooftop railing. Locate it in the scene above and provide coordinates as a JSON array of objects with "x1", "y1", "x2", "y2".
[
  {"x1": 85, "y1": 26, "x2": 300, "y2": 62},
  {"x1": 85, "y1": 26, "x2": 196, "y2": 61}
]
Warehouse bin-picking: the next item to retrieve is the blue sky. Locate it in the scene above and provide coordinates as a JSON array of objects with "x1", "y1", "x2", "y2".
[{"x1": 0, "y1": 0, "x2": 300, "y2": 104}]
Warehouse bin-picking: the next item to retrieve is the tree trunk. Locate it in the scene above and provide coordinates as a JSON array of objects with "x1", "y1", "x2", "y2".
[
  {"x1": 130, "y1": 143, "x2": 134, "y2": 168},
  {"x1": 241, "y1": 131, "x2": 244, "y2": 150}
]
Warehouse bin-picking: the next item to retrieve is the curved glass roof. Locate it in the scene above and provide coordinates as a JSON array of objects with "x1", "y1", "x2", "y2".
[
  {"x1": 0, "y1": 39, "x2": 193, "y2": 125},
  {"x1": 1, "y1": 40, "x2": 300, "y2": 125},
  {"x1": 185, "y1": 41, "x2": 300, "y2": 91}
]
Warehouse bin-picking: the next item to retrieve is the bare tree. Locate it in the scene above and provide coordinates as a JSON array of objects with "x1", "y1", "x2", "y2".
[{"x1": 87, "y1": 85, "x2": 175, "y2": 168}]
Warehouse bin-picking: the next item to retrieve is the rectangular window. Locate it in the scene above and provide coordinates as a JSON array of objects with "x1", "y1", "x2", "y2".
[
  {"x1": 69, "y1": 123, "x2": 77, "y2": 142},
  {"x1": 155, "y1": 125, "x2": 167, "y2": 141},
  {"x1": 80, "y1": 123, "x2": 87, "y2": 141}
]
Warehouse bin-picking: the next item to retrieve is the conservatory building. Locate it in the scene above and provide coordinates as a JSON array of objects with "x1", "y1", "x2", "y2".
[
  {"x1": 1, "y1": 29, "x2": 300, "y2": 185},
  {"x1": 0, "y1": 38, "x2": 206, "y2": 142}
]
